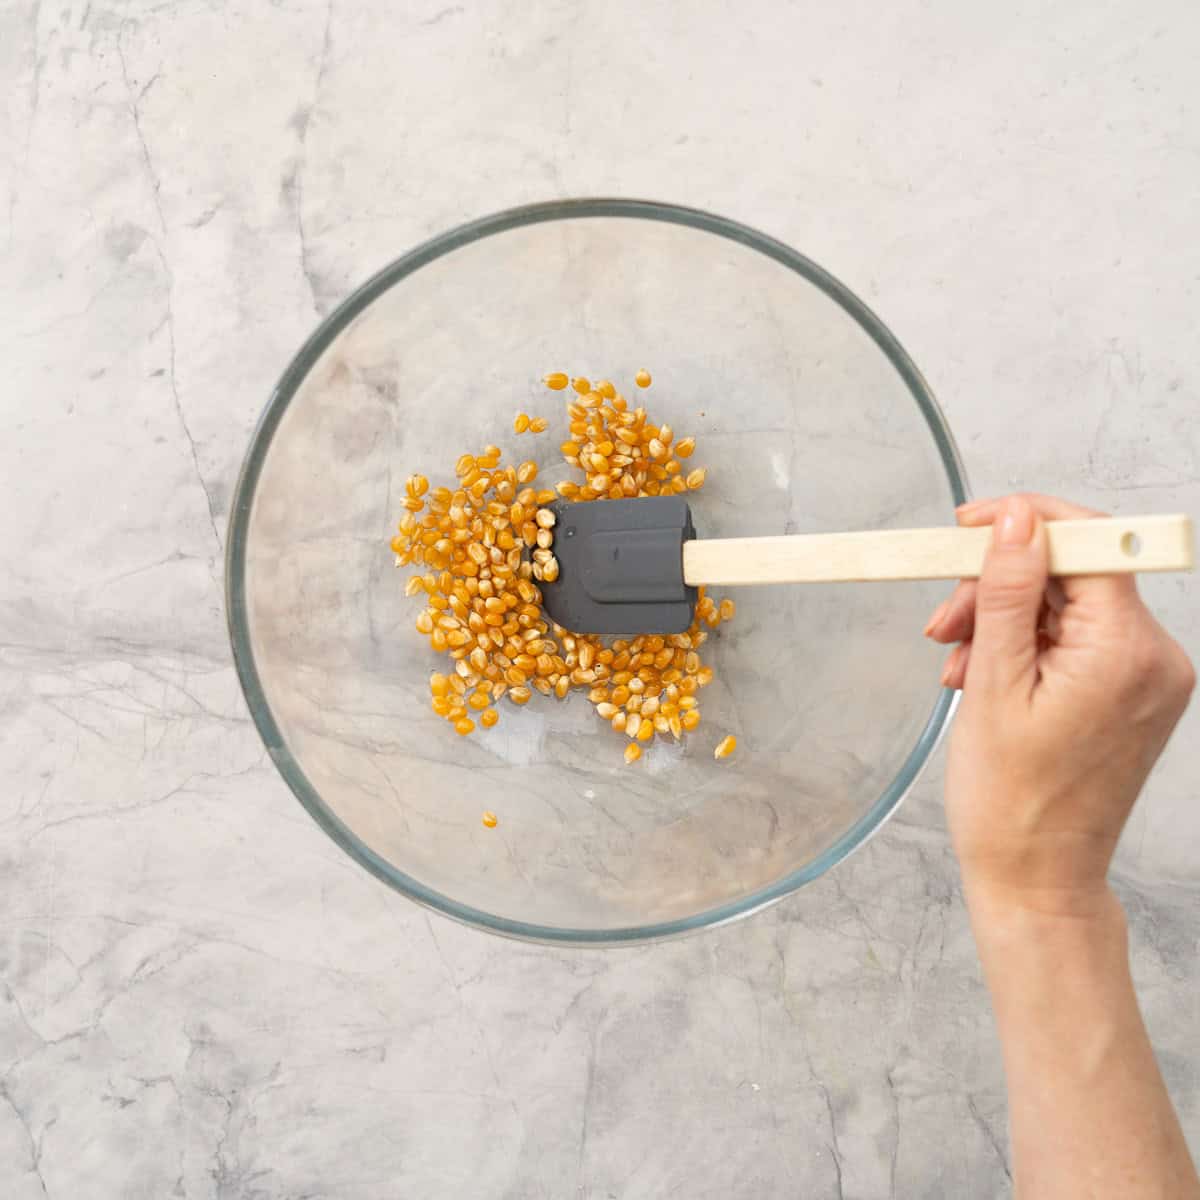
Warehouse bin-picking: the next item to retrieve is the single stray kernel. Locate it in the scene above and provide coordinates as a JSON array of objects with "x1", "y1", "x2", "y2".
[
  {"x1": 528, "y1": 416, "x2": 549, "y2": 433},
  {"x1": 714, "y1": 734, "x2": 737, "y2": 760},
  {"x1": 624, "y1": 743, "x2": 642, "y2": 764},
  {"x1": 634, "y1": 369, "x2": 652, "y2": 388},
  {"x1": 514, "y1": 412, "x2": 531, "y2": 433},
  {"x1": 544, "y1": 373, "x2": 569, "y2": 390},
  {"x1": 482, "y1": 810, "x2": 498, "y2": 827},
  {"x1": 480, "y1": 707, "x2": 499, "y2": 728}
]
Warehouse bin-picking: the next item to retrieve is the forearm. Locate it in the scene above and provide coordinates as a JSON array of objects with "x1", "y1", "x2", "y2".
[{"x1": 968, "y1": 886, "x2": 1199, "y2": 1199}]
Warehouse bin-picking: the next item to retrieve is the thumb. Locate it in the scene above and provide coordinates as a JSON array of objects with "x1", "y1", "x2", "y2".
[{"x1": 969, "y1": 495, "x2": 1048, "y2": 696}]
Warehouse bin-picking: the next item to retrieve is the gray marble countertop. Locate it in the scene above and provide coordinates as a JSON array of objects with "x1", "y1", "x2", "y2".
[{"x1": 3, "y1": 2, "x2": 1198, "y2": 1196}]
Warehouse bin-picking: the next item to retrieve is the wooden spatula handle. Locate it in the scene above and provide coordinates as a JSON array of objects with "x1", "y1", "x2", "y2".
[{"x1": 681, "y1": 514, "x2": 1194, "y2": 587}]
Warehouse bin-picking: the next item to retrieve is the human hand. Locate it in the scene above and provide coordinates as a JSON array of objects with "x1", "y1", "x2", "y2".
[{"x1": 925, "y1": 493, "x2": 1194, "y2": 917}]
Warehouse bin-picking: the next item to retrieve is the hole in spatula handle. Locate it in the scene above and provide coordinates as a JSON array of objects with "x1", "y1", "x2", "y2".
[{"x1": 1121, "y1": 531, "x2": 1142, "y2": 557}]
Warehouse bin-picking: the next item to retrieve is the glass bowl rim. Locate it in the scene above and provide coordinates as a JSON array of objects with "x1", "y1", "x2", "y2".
[{"x1": 224, "y1": 197, "x2": 969, "y2": 946}]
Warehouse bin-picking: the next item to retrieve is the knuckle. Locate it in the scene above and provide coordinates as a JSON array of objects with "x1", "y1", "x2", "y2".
[
  {"x1": 1119, "y1": 630, "x2": 1193, "y2": 710},
  {"x1": 1167, "y1": 642, "x2": 1196, "y2": 706},
  {"x1": 977, "y1": 569, "x2": 1037, "y2": 615},
  {"x1": 1122, "y1": 633, "x2": 1164, "y2": 689}
]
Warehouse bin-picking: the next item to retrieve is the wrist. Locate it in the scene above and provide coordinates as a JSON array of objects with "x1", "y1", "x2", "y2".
[{"x1": 965, "y1": 878, "x2": 1129, "y2": 973}]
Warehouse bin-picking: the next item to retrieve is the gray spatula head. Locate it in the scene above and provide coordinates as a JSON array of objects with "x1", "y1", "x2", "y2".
[{"x1": 540, "y1": 496, "x2": 698, "y2": 634}]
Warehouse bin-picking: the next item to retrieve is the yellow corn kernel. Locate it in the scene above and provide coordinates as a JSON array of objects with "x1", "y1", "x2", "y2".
[
  {"x1": 636, "y1": 718, "x2": 654, "y2": 742},
  {"x1": 714, "y1": 734, "x2": 736, "y2": 760},
  {"x1": 571, "y1": 376, "x2": 591, "y2": 394},
  {"x1": 529, "y1": 417, "x2": 549, "y2": 433},
  {"x1": 508, "y1": 685, "x2": 532, "y2": 705},
  {"x1": 624, "y1": 743, "x2": 642, "y2": 764},
  {"x1": 482, "y1": 809, "x2": 498, "y2": 827},
  {"x1": 514, "y1": 412, "x2": 531, "y2": 433},
  {"x1": 545, "y1": 372, "x2": 569, "y2": 390},
  {"x1": 681, "y1": 708, "x2": 701, "y2": 731},
  {"x1": 674, "y1": 436, "x2": 695, "y2": 458},
  {"x1": 454, "y1": 717, "x2": 475, "y2": 735},
  {"x1": 719, "y1": 598, "x2": 735, "y2": 621},
  {"x1": 480, "y1": 708, "x2": 499, "y2": 728},
  {"x1": 686, "y1": 467, "x2": 706, "y2": 490},
  {"x1": 634, "y1": 369, "x2": 651, "y2": 388},
  {"x1": 517, "y1": 460, "x2": 538, "y2": 484}
]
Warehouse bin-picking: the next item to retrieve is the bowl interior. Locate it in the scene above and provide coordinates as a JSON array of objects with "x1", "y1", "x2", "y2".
[{"x1": 229, "y1": 203, "x2": 964, "y2": 942}]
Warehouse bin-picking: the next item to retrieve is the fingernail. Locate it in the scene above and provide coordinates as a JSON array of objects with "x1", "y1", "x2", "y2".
[
  {"x1": 923, "y1": 599, "x2": 950, "y2": 637},
  {"x1": 997, "y1": 497, "x2": 1034, "y2": 545}
]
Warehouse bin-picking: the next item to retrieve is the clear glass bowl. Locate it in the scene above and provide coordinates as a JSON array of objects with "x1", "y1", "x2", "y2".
[{"x1": 226, "y1": 200, "x2": 967, "y2": 944}]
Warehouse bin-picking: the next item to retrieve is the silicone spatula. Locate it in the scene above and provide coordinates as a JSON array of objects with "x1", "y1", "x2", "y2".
[{"x1": 538, "y1": 496, "x2": 1194, "y2": 635}]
